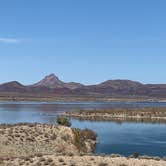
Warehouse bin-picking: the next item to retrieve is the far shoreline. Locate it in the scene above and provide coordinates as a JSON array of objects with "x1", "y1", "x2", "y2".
[
  {"x1": 63, "y1": 107, "x2": 166, "y2": 122},
  {"x1": 0, "y1": 96, "x2": 165, "y2": 102}
]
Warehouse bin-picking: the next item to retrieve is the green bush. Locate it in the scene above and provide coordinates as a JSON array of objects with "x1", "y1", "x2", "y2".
[
  {"x1": 56, "y1": 116, "x2": 71, "y2": 127},
  {"x1": 133, "y1": 152, "x2": 140, "y2": 158}
]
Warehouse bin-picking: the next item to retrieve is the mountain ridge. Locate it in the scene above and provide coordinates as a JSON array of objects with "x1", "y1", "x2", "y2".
[{"x1": 1, "y1": 73, "x2": 166, "y2": 98}]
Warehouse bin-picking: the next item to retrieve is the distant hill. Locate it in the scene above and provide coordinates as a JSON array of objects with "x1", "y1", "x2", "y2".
[
  {"x1": 0, "y1": 81, "x2": 26, "y2": 92},
  {"x1": 1, "y1": 73, "x2": 166, "y2": 98}
]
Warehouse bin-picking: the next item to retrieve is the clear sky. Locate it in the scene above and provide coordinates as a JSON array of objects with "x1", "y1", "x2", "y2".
[{"x1": 0, "y1": 0, "x2": 166, "y2": 85}]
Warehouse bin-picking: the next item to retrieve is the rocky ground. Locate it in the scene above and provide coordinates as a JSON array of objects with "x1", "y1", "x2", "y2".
[
  {"x1": 0, "y1": 123, "x2": 96, "y2": 158},
  {"x1": 0, "y1": 154, "x2": 166, "y2": 166},
  {"x1": 0, "y1": 123, "x2": 166, "y2": 166}
]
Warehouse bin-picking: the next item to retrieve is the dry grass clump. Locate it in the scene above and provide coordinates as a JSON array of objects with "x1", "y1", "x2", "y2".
[
  {"x1": 36, "y1": 153, "x2": 43, "y2": 157},
  {"x1": 70, "y1": 163, "x2": 77, "y2": 166},
  {"x1": 119, "y1": 164, "x2": 128, "y2": 166},
  {"x1": 98, "y1": 162, "x2": 108, "y2": 166},
  {"x1": 0, "y1": 158, "x2": 4, "y2": 165},
  {"x1": 72, "y1": 129, "x2": 86, "y2": 152},
  {"x1": 39, "y1": 157, "x2": 46, "y2": 162},
  {"x1": 47, "y1": 158, "x2": 53, "y2": 163},
  {"x1": 72, "y1": 128, "x2": 97, "y2": 152},
  {"x1": 58, "y1": 158, "x2": 64, "y2": 163},
  {"x1": 81, "y1": 129, "x2": 97, "y2": 140},
  {"x1": 1, "y1": 155, "x2": 166, "y2": 166}
]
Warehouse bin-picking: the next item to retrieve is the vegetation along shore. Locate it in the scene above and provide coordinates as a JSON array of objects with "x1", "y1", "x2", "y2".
[
  {"x1": 0, "y1": 123, "x2": 97, "y2": 158},
  {"x1": 63, "y1": 107, "x2": 166, "y2": 122},
  {"x1": 0, "y1": 122, "x2": 166, "y2": 165},
  {"x1": 0, "y1": 118, "x2": 166, "y2": 165}
]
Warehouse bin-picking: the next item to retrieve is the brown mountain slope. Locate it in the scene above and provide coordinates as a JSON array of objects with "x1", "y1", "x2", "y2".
[
  {"x1": 0, "y1": 81, "x2": 26, "y2": 92},
  {"x1": 1, "y1": 74, "x2": 166, "y2": 98},
  {"x1": 32, "y1": 74, "x2": 84, "y2": 90}
]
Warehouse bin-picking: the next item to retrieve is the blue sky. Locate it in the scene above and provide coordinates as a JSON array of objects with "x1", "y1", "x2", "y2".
[{"x1": 0, "y1": 0, "x2": 166, "y2": 85}]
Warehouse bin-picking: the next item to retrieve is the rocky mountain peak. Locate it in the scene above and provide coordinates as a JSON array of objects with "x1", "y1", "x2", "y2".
[
  {"x1": 44, "y1": 73, "x2": 60, "y2": 82},
  {"x1": 33, "y1": 73, "x2": 64, "y2": 88}
]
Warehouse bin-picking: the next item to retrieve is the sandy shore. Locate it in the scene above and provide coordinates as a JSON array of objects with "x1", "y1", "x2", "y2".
[{"x1": 1, "y1": 155, "x2": 166, "y2": 166}]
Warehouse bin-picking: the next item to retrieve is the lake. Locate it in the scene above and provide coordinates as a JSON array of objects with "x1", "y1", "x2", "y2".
[{"x1": 0, "y1": 100, "x2": 166, "y2": 157}]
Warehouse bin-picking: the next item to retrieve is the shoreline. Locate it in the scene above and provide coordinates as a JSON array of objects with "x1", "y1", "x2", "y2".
[
  {"x1": 0, "y1": 123, "x2": 97, "y2": 158},
  {"x1": 0, "y1": 96, "x2": 164, "y2": 102},
  {"x1": 63, "y1": 107, "x2": 166, "y2": 122},
  {"x1": 0, "y1": 123, "x2": 166, "y2": 165},
  {"x1": 1, "y1": 154, "x2": 166, "y2": 166}
]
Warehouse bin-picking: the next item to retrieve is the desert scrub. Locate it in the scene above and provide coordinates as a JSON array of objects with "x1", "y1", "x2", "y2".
[
  {"x1": 98, "y1": 163, "x2": 108, "y2": 166},
  {"x1": 132, "y1": 152, "x2": 140, "y2": 158},
  {"x1": 119, "y1": 164, "x2": 128, "y2": 166},
  {"x1": 0, "y1": 158, "x2": 4, "y2": 165},
  {"x1": 72, "y1": 128, "x2": 86, "y2": 152},
  {"x1": 72, "y1": 128, "x2": 97, "y2": 152},
  {"x1": 81, "y1": 129, "x2": 97, "y2": 140},
  {"x1": 56, "y1": 116, "x2": 71, "y2": 127},
  {"x1": 58, "y1": 158, "x2": 64, "y2": 162}
]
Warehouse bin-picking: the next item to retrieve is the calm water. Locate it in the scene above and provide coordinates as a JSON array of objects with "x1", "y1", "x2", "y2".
[{"x1": 0, "y1": 101, "x2": 166, "y2": 157}]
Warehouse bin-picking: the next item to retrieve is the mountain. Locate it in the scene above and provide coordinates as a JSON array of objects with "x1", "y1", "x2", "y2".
[
  {"x1": 98, "y1": 80, "x2": 142, "y2": 88},
  {"x1": 32, "y1": 74, "x2": 65, "y2": 88},
  {"x1": 64, "y1": 82, "x2": 85, "y2": 90},
  {"x1": 95, "y1": 80, "x2": 144, "y2": 95},
  {"x1": 72, "y1": 80, "x2": 144, "y2": 96},
  {"x1": 0, "y1": 81, "x2": 26, "y2": 92},
  {"x1": 32, "y1": 73, "x2": 84, "y2": 90},
  {"x1": 1, "y1": 73, "x2": 166, "y2": 98},
  {"x1": 72, "y1": 80, "x2": 166, "y2": 98}
]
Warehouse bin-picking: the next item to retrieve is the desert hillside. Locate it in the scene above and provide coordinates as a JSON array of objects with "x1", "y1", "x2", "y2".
[{"x1": 1, "y1": 74, "x2": 166, "y2": 99}]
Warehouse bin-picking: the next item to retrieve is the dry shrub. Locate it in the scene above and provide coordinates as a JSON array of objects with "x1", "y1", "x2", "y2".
[
  {"x1": 98, "y1": 163, "x2": 108, "y2": 166},
  {"x1": 81, "y1": 129, "x2": 97, "y2": 140},
  {"x1": 72, "y1": 128, "x2": 96, "y2": 152}
]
